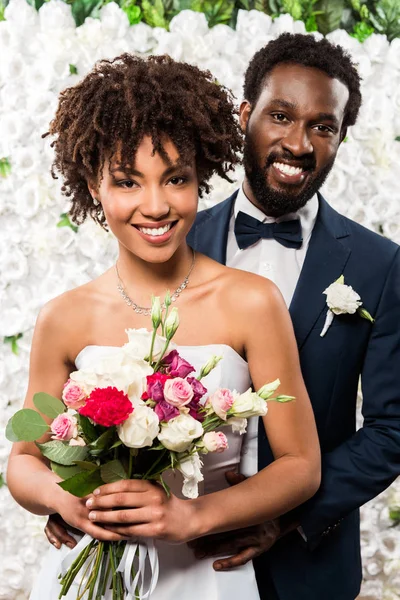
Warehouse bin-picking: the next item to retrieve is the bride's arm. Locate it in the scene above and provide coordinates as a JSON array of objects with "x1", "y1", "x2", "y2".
[
  {"x1": 6, "y1": 300, "x2": 126, "y2": 543},
  {"x1": 86, "y1": 274, "x2": 320, "y2": 542}
]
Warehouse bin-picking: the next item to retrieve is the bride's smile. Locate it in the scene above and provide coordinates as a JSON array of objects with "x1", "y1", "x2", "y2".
[{"x1": 90, "y1": 135, "x2": 199, "y2": 266}]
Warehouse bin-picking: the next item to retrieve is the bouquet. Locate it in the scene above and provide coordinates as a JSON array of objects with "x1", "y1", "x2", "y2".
[{"x1": 6, "y1": 294, "x2": 293, "y2": 600}]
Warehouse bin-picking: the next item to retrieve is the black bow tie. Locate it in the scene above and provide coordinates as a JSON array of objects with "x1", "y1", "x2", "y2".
[{"x1": 234, "y1": 211, "x2": 303, "y2": 250}]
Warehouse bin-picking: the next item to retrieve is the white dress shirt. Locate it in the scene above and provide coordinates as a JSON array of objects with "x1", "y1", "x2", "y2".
[{"x1": 228, "y1": 186, "x2": 318, "y2": 541}]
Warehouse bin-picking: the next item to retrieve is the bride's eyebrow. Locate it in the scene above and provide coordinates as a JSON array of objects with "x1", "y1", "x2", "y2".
[{"x1": 109, "y1": 164, "x2": 192, "y2": 178}]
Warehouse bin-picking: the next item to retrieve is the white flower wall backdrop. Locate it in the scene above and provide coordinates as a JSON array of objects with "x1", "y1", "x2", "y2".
[{"x1": 0, "y1": 0, "x2": 399, "y2": 597}]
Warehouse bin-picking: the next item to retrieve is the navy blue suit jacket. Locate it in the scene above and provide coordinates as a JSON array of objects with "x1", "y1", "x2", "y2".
[{"x1": 187, "y1": 191, "x2": 400, "y2": 600}]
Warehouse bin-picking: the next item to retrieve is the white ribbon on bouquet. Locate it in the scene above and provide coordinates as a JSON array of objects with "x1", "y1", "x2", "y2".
[{"x1": 61, "y1": 534, "x2": 159, "y2": 599}]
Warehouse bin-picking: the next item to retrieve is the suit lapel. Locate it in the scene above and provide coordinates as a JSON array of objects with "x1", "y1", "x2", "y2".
[
  {"x1": 289, "y1": 194, "x2": 352, "y2": 349},
  {"x1": 189, "y1": 192, "x2": 238, "y2": 265}
]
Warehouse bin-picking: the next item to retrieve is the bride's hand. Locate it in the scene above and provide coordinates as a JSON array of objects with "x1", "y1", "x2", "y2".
[
  {"x1": 55, "y1": 493, "x2": 130, "y2": 543},
  {"x1": 85, "y1": 480, "x2": 196, "y2": 543}
]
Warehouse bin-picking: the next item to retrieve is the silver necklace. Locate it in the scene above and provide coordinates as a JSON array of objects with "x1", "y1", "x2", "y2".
[{"x1": 115, "y1": 249, "x2": 196, "y2": 316}]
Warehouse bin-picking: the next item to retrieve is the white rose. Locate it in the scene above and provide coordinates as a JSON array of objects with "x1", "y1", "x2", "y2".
[
  {"x1": 158, "y1": 414, "x2": 203, "y2": 452},
  {"x1": 271, "y1": 14, "x2": 305, "y2": 36},
  {"x1": 363, "y1": 33, "x2": 389, "y2": 64},
  {"x1": 100, "y1": 2, "x2": 130, "y2": 39},
  {"x1": 117, "y1": 404, "x2": 159, "y2": 448},
  {"x1": 128, "y1": 22, "x2": 155, "y2": 53},
  {"x1": 177, "y1": 452, "x2": 204, "y2": 499},
  {"x1": 4, "y1": 0, "x2": 39, "y2": 31},
  {"x1": 323, "y1": 280, "x2": 362, "y2": 315},
  {"x1": 39, "y1": 0, "x2": 75, "y2": 31},
  {"x1": 235, "y1": 9, "x2": 272, "y2": 39},
  {"x1": 169, "y1": 10, "x2": 209, "y2": 37},
  {"x1": 124, "y1": 328, "x2": 175, "y2": 361},
  {"x1": 230, "y1": 388, "x2": 268, "y2": 418}
]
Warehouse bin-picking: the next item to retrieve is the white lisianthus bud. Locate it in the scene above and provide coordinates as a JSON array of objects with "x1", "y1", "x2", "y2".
[
  {"x1": 231, "y1": 388, "x2": 268, "y2": 418},
  {"x1": 228, "y1": 417, "x2": 247, "y2": 434},
  {"x1": 198, "y1": 355, "x2": 223, "y2": 380},
  {"x1": 177, "y1": 452, "x2": 204, "y2": 499},
  {"x1": 164, "y1": 289, "x2": 172, "y2": 308},
  {"x1": 164, "y1": 307, "x2": 179, "y2": 339},
  {"x1": 151, "y1": 296, "x2": 162, "y2": 329},
  {"x1": 257, "y1": 378, "x2": 281, "y2": 400}
]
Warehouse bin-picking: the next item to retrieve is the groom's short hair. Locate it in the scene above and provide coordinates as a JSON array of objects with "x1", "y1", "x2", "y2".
[{"x1": 243, "y1": 33, "x2": 362, "y2": 130}]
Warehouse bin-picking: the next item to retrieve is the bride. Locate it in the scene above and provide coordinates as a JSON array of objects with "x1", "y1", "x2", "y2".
[{"x1": 7, "y1": 53, "x2": 320, "y2": 599}]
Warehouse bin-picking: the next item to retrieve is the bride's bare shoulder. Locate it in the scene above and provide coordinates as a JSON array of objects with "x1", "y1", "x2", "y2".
[{"x1": 33, "y1": 270, "x2": 114, "y2": 352}]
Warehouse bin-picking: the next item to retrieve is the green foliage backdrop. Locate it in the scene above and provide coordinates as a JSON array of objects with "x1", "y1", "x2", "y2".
[{"x1": 0, "y1": 0, "x2": 399, "y2": 40}]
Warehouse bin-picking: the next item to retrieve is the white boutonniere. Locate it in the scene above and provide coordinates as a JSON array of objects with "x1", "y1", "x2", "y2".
[{"x1": 320, "y1": 275, "x2": 374, "y2": 337}]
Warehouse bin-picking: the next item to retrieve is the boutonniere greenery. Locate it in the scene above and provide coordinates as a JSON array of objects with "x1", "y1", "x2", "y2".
[{"x1": 320, "y1": 275, "x2": 374, "y2": 337}]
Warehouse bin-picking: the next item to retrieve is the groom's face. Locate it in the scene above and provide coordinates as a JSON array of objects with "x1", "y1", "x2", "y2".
[{"x1": 240, "y1": 63, "x2": 349, "y2": 217}]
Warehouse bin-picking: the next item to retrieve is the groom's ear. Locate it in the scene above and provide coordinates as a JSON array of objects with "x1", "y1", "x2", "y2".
[{"x1": 239, "y1": 100, "x2": 252, "y2": 132}]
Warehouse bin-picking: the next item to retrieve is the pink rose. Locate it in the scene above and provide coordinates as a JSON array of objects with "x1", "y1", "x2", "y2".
[
  {"x1": 51, "y1": 414, "x2": 78, "y2": 441},
  {"x1": 203, "y1": 431, "x2": 228, "y2": 453},
  {"x1": 164, "y1": 377, "x2": 194, "y2": 408},
  {"x1": 62, "y1": 379, "x2": 87, "y2": 409},
  {"x1": 163, "y1": 350, "x2": 195, "y2": 378},
  {"x1": 207, "y1": 388, "x2": 234, "y2": 420}
]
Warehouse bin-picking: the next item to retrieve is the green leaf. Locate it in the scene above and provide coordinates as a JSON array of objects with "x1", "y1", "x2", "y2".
[
  {"x1": 5, "y1": 418, "x2": 19, "y2": 443},
  {"x1": 89, "y1": 427, "x2": 116, "y2": 457},
  {"x1": 351, "y1": 20, "x2": 374, "y2": 42},
  {"x1": 57, "y1": 213, "x2": 79, "y2": 233},
  {"x1": 4, "y1": 333, "x2": 23, "y2": 355},
  {"x1": 69, "y1": 0, "x2": 105, "y2": 26},
  {"x1": 10, "y1": 409, "x2": 50, "y2": 442},
  {"x1": 37, "y1": 440, "x2": 89, "y2": 465},
  {"x1": 78, "y1": 414, "x2": 98, "y2": 443},
  {"x1": 389, "y1": 508, "x2": 400, "y2": 522},
  {"x1": 101, "y1": 460, "x2": 128, "y2": 483},
  {"x1": 33, "y1": 392, "x2": 65, "y2": 419},
  {"x1": 69, "y1": 64, "x2": 78, "y2": 75},
  {"x1": 396, "y1": 137, "x2": 400, "y2": 142},
  {"x1": 0, "y1": 157, "x2": 11, "y2": 177},
  {"x1": 0, "y1": 473, "x2": 5, "y2": 488},
  {"x1": 58, "y1": 468, "x2": 104, "y2": 497},
  {"x1": 74, "y1": 460, "x2": 99, "y2": 471},
  {"x1": 141, "y1": 0, "x2": 168, "y2": 28},
  {"x1": 314, "y1": 0, "x2": 345, "y2": 34},
  {"x1": 121, "y1": 0, "x2": 142, "y2": 24},
  {"x1": 51, "y1": 462, "x2": 85, "y2": 479}
]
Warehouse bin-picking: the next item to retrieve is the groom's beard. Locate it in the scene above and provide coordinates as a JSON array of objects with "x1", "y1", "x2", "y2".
[{"x1": 243, "y1": 134, "x2": 336, "y2": 218}]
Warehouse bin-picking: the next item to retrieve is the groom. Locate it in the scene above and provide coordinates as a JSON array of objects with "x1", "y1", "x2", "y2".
[{"x1": 187, "y1": 34, "x2": 400, "y2": 600}]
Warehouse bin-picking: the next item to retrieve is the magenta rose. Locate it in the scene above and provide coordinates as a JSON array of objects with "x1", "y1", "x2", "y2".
[
  {"x1": 163, "y1": 350, "x2": 195, "y2": 378},
  {"x1": 51, "y1": 413, "x2": 78, "y2": 441},
  {"x1": 154, "y1": 400, "x2": 180, "y2": 422},
  {"x1": 207, "y1": 388, "x2": 234, "y2": 420},
  {"x1": 203, "y1": 431, "x2": 228, "y2": 453},
  {"x1": 142, "y1": 372, "x2": 170, "y2": 402},
  {"x1": 164, "y1": 377, "x2": 194, "y2": 407},
  {"x1": 62, "y1": 379, "x2": 87, "y2": 409},
  {"x1": 187, "y1": 377, "x2": 207, "y2": 403}
]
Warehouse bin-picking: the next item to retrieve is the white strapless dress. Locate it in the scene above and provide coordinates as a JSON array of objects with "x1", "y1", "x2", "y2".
[{"x1": 30, "y1": 344, "x2": 260, "y2": 600}]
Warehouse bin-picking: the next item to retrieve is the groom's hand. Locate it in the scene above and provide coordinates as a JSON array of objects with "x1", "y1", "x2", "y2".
[
  {"x1": 188, "y1": 471, "x2": 281, "y2": 571},
  {"x1": 44, "y1": 514, "x2": 78, "y2": 549}
]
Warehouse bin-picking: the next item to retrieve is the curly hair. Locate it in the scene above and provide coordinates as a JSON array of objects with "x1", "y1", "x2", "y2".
[
  {"x1": 46, "y1": 54, "x2": 243, "y2": 227},
  {"x1": 243, "y1": 33, "x2": 362, "y2": 131}
]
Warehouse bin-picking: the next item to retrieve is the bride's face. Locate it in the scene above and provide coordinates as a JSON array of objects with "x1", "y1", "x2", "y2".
[{"x1": 92, "y1": 135, "x2": 198, "y2": 263}]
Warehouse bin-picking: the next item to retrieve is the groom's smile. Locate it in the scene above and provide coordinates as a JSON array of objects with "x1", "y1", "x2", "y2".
[{"x1": 240, "y1": 62, "x2": 349, "y2": 217}]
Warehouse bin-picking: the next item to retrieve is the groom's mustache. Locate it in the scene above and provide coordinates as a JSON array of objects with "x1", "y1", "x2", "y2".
[{"x1": 263, "y1": 150, "x2": 316, "y2": 173}]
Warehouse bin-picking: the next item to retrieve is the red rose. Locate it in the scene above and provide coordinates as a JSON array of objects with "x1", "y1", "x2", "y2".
[{"x1": 79, "y1": 386, "x2": 133, "y2": 427}]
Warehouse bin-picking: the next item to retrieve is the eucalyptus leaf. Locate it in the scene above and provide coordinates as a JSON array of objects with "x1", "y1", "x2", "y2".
[
  {"x1": 58, "y1": 468, "x2": 104, "y2": 498},
  {"x1": 33, "y1": 392, "x2": 65, "y2": 419},
  {"x1": 37, "y1": 440, "x2": 89, "y2": 465},
  {"x1": 51, "y1": 462, "x2": 85, "y2": 479},
  {"x1": 101, "y1": 460, "x2": 128, "y2": 483},
  {"x1": 5, "y1": 418, "x2": 19, "y2": 443},
  {"x1": 11, "y1": 409, "x2": 50, "y2": 442}
]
